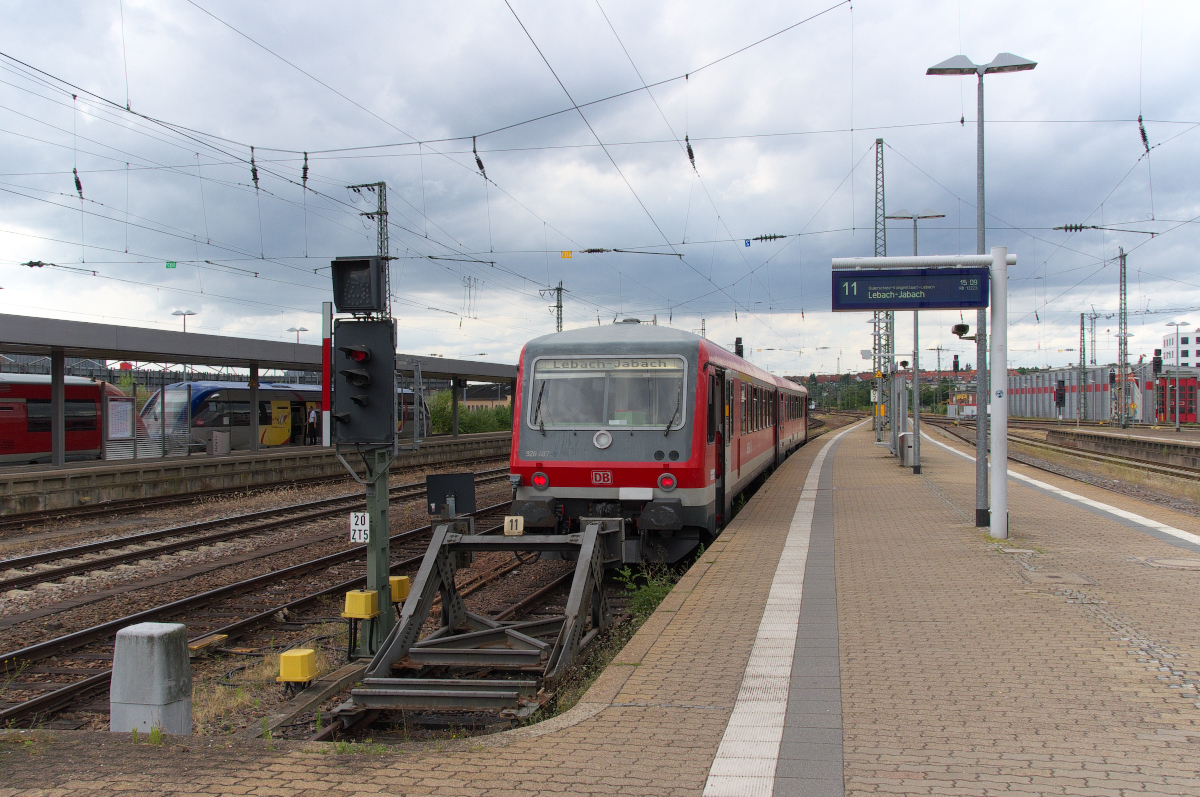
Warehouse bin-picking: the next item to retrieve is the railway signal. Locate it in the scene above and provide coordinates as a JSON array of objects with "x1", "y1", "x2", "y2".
[
  {"x1": 1153, "y1": 349, "x2": 1163, "y2": 376},
  {"x1": 329, "y1": 248, "x2": 398, "y2": 659},
  {"x1": 332, "y1": 319, "x2": 396, "y2": 446}
]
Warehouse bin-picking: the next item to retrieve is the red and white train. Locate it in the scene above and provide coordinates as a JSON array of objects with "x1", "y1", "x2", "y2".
[
  {"x1": 508, "y1": 321, "x2": 808, "y2": 563},
  {"x1": 0, "y1": 374, "x2": 121, "y2": 465}
]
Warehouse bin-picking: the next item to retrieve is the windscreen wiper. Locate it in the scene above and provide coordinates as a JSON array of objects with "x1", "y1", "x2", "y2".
[
  {"x1": 664, "y1": 380, "x2": 682, "y2": 436},
  {"x1": 533, "y1": 381, "x2": 547, "y2": 436}
]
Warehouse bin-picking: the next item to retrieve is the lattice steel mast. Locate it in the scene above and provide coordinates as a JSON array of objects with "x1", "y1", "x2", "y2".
[
  {"x1": 873, "y1": 139, "x2": 892, "y2": 445},
  {"x1": 348, "y1": 181, "x2": 391, "y2": 318},
  {"x1": 1117, "y1": 246, "x2": 1128, "y2": 427}
]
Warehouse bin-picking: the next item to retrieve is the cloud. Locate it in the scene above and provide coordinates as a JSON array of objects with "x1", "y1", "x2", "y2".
[{"x1": 0, "y1": 0, "x2": 1197, "y2": 376}]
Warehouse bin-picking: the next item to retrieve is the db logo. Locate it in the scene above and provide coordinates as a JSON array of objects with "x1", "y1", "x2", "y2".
[{"x1": 591, "y1": 470, "x2": 613, "y2": 485}]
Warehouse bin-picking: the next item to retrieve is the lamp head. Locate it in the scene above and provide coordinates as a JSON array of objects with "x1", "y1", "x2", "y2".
[
  {"x1": 926, "y1": 54, "x2": 979, "y2": 75},
  {"x1": 884, "y1": 208, "x2": 914, "y2": 220},
  {"x1": 984, "y1": 52, "x2": 1037, "y2": 74}
]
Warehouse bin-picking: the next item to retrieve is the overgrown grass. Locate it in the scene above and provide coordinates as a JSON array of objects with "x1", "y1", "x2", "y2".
[
  {"x1": 542, "y1": 558, "x2": 691, "y2": 719},
  {"x1": 428, "y1": 391, "x2": 512, "y2": 435},
  {"x1": 325, "y1": 739, "x2": 392, "y2": 755},
  {"x1": 192, "y1": 641, "x2": 337, "y2": 734},
  {"x1": 614, "y1": 564, "x2": 680, "y2": 620}
]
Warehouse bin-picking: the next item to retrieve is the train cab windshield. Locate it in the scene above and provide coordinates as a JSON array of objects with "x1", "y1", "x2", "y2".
[{"x1": 528, "y1": 356, "x2": 686, "y2": 430}]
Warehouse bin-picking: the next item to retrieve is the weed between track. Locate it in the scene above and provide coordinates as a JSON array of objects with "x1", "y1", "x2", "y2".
[{"x1": 540, "y1": 558, "x2": 688, "y2": 721}]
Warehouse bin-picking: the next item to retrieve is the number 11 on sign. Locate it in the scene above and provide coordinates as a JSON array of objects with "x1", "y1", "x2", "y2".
[{"x1": 349, "y1": 511, "x2": 369, "y2": 543}]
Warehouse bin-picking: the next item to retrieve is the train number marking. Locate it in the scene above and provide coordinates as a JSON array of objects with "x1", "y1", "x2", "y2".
[
  {"x1": 591, "y1": 470, "x2": 613, "y2": 485},
  {"x1": 349, "y1": 512, "x2": 370, "y2": 543}
]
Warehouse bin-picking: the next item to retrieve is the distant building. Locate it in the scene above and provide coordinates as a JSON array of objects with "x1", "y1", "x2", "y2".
[
  {"x1": 462, "y1": 383, "x2": 511, "y2": 409},
  {"x1": 1163, "y1": 329, "x2": 1200, "y2": 369}
]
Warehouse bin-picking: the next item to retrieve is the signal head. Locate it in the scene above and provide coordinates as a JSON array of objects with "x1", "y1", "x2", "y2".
[
  {"x1": 331, "y1": 256, "x2": 385, "y2": 313},
  {"x1": 338, "y1": 345, "x2": 370, "y2": 363}
]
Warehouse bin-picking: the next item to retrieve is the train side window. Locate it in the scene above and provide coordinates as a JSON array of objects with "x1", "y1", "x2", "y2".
[
  {"x1": 25, "y1": 399, "x2": 98, "y2": 432},
  {"x1": 259, "y1": 401, "x2": 273, "y2": 426},
  {"x1": 228, "y1": 402, "x2": 251, "y2": 427},
  {"x1": 740, "y1": 384, "x2": 746, "y2": 434},
  {"x1": 707, "y1": 375, "x2": 716, "y2": 444}
]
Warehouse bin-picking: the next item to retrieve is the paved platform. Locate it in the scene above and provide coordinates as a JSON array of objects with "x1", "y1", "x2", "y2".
[
  {"x1": 0, "y1": 433, "x2": 511, "y2": 513},
  {"x1": 6, "y1": 421, "x2": 1200, "y2": 795}
]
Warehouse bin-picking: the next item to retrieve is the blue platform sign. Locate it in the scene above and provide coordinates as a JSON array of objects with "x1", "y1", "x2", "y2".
[{"x1": 831, "y1": 268, "x2": 989, "y2": 312}]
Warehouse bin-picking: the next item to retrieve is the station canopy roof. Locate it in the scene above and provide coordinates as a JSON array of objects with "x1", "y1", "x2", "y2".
[{"x1": 0, "y1": 313, "x2": 516, "y2": 382}]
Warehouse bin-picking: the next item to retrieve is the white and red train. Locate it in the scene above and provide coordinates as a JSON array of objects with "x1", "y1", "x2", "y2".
[
  {"x1": 508, "y1": 320, "x2": 808, "y2": 563},
  {"x1": 0, "y1": 374, "x2": 117, "y2": 465}
]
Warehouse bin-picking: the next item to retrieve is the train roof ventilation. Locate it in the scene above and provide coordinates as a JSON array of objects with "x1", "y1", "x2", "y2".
[{"x1": 617, "y1": 318, "x2": 641, "y2": 324}]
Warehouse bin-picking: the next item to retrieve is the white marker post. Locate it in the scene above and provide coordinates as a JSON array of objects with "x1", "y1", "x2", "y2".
[
  {"x1": 831, "y1": 248, "x2": 1014, "y2": 538},
  {"x1": 989, "y1": 246, "x2": 1008, "y2": 539}
]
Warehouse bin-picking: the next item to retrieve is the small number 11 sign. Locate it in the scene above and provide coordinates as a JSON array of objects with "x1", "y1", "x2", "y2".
[{"x1": 350, "y1": 512, "x2": 369, "y2": 543}]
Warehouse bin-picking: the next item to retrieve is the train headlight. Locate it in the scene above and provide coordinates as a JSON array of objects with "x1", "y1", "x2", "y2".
[
  {"x1": 657, "y1": 472, "x2": 677, "y2": 491},
  {"x1": 531, "y1": 471, "x2": 550, "y2": 490},
  {"x1": 593, "y1": 430, "x2": 613, "y2": 450}
]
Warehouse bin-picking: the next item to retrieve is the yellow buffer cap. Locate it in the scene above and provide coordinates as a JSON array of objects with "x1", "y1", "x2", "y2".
[
  {"x1": 389, "y1": 575, "x2": 411, "y2": 603},
  {"x1": 341, "y1": 589, "x2": 379, "y2": 619},
  {"x1": 277, "y1": 649, "x2": 317, "y2": 683}
]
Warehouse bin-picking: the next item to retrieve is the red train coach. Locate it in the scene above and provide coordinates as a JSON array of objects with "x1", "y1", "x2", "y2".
[
  {"x1": 0, "y1": 374, "x2": 123, "y2": 465},
  {"x1": 508, "y1": 320, "x2": 808, "y2": 563}
]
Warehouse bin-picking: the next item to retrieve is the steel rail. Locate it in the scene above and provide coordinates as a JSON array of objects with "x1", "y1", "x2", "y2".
[
  {"x1": 0, "y1": 469, "x2": 509, "y2": 592},
  {"x1": 0, "y1": 501, "x2": 511, "y2": 671},
  {"x1": 925, "y1": 418, "x2": 1200, "y2": 480},
  {"x1": 0, "y1": 516, "x2": 511, "y2": 729},
  {"x1": 0, "y1": 442, "x2": 510, "y2": 531}
]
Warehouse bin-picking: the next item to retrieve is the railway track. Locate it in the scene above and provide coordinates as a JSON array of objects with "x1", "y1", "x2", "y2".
[
  {"x1": 0, "y1": 449, "x2": 510, "y2": 532},
  {"x1": 0, "y1": 466, "x2": 511, "y2": 593},
  {"x1": 0, "y1": 501, "x2": 516, "y2": 726},
  {"x1": 924, "y1": 417, "x2": 1200, "y2": 481}
]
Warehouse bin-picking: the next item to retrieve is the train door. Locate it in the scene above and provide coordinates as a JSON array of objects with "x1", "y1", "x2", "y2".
[
  {"x1": 772, "y1": 390, "x2": 781, "y2": 466},
  {"x1": 722, "y1": 374, "x2": 734, "y2": 525},
  {"x1": 705, "y1": 369, "x2": 724, "y2": 528},
  {"x1": 0, "y1": 398, "x2": 24, "y2": 462},
  {"x1": 259, "y1": 400, "x2": 292, "y2": 446}
]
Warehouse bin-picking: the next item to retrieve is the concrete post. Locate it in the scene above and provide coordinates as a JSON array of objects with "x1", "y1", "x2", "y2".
[
  {"x1": 110, "y1": 622, "x2": 192, "y2": 734},
  {"x1": 99, "y1": 380, "x2": 108, "y2": 460},
  {"x1": 160, "y1": 368, "x2": 167, "y2": 457},
  {"x1": 989, "y1": 246, "x2": 1009, "y2": 539},
  {"x1": 452, "y1": 379, "x2": 460, "y2": 438},
  {"x1": 50, "y1": 348, "x2": 65, "y2": 466},
  {"x1": 250, "y1": 364, "x2": 260, "y2": 451}
]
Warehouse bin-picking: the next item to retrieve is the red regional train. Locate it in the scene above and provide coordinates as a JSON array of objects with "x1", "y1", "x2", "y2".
[
  {"x1": 0, "y1": 374, "x2": 123, "y2": 465},
  {"x1": 508, "y1": 320, "x2": 808, "y2": 563}
]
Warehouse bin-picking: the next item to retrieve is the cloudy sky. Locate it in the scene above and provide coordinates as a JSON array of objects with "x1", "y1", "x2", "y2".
[{"x1": 0, "y1": 0, "x2": 1197, "y2": 376}]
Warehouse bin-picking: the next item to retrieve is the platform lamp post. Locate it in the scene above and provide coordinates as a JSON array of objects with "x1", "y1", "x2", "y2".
[
  {"x1": 1167, "y1": 320, "x2": 1190, "y2": 432},
  {"x1": 171, "y1": 309, "x2": 196, "y2": 332},
  {"x1": 287, "y1": 326, "x2": 308, "y2": 344},
  {"x1": 928, "y1": 51, "x2": 1036, "y2": 526}
]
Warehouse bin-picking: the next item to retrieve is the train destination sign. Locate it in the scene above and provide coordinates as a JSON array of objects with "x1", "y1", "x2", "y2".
[{"x1": 831, "y1": 267, "x2": 989, "y2": 312}]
